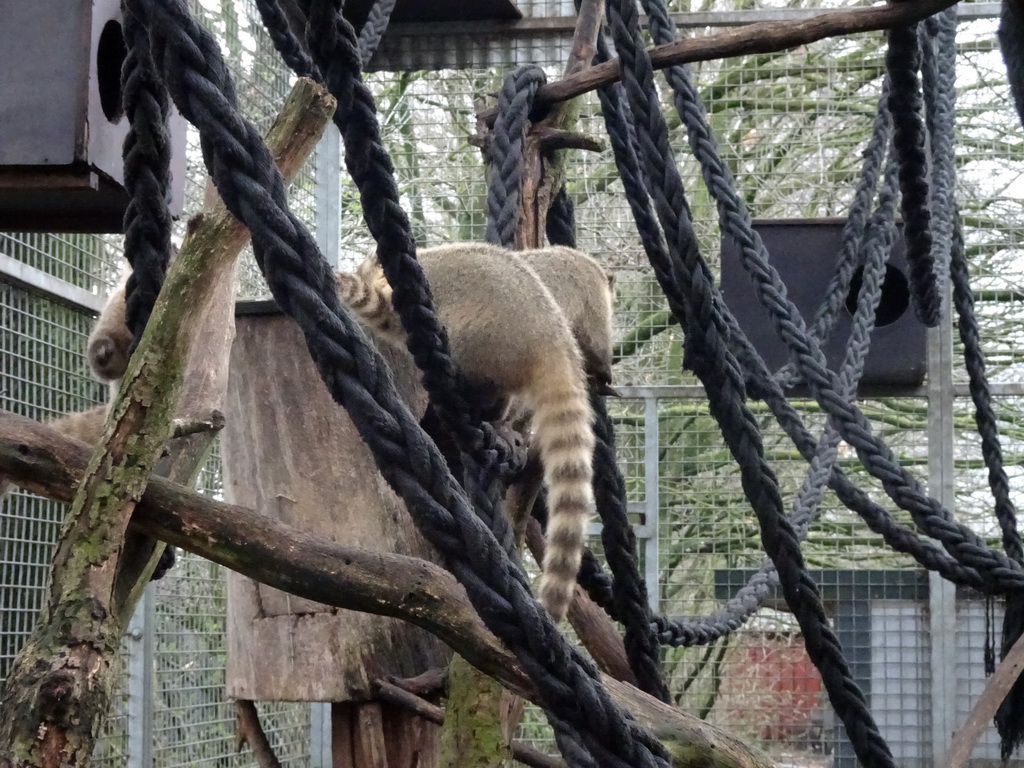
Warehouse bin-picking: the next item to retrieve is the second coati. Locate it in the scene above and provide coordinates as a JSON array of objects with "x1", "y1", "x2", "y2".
[{"x1": 338, "y1": 243, "x2": 617, "y2": 621}]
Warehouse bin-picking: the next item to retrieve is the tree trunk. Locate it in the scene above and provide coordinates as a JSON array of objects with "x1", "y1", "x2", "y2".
[{"x1": 0, "y1": 78, "x2": 335, "y2": 768}]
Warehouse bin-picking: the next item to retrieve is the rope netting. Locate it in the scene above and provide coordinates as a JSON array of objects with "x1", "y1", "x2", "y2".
[{"x1": 113, "y1": 0, "x2": 1024, "y2": 763}]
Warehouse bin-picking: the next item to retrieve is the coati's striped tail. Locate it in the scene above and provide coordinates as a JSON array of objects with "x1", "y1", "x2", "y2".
[
  {"x1": 526, "y1": 361, "x2": 596, "y2": 622},
  {"x1": 335, "y1": 269, "x2": 400, "y2": 341}
]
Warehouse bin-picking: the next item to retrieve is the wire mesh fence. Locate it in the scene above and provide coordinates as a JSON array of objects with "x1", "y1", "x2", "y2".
[{"x1": 1, "y1": 0, "x2": 1023, "y2": 766}]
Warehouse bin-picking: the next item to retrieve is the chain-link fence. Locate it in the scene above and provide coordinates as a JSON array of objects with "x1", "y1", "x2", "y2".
[{"x1": 3, "y1": 0, "x2": 1023, "y2": 765}]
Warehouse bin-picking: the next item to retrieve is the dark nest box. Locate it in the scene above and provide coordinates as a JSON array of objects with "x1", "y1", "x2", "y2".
[
  {"x1": 0, "y1": 1, "x2": 187, "y2": 233},
  {"x1": 344, "y1": 0, "x2": 522, "y2": 26},
  {"x1": 720, "y1": 219, "x2": 927, "y2": 393}
]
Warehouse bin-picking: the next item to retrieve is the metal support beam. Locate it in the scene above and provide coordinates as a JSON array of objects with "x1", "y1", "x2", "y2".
[
  {"x1": 616, "y1": 381, "x2": 1024, "y2": 400},
  {"x1": 382, "y1": 2, "x2": 999, "y2": 36},
  {"x1": 314, "y1": 130, "x2": 342, "y2": 269},
  {"x1": 0, "y1": 250, "x2": 104, "y2": 314},
  {"x1": 643, "y1": 396, "x2": 661, "y2": 612},
  {"x1": 928, "y1": 305, "x2": 958, "y2": 764},
  {"x1": 126, "y1": 584, "x2": 155, "y2": 768},
  {"x1": 310, "y1": 702, "x2": 332, "y2": 768}
]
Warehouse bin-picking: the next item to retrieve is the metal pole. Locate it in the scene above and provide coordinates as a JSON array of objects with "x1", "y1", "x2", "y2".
[
  {"x1": 644, "y1": 395, "x2": 661, "y2": 612},
  {"x1": 314, "y1": 130, "x2": 342, "y2": 269},
  {"x1": 309, "y1": 125, "x2": 340, "y2": 767},
  {"x1": 309, "y1": 702, "x2": 332, "y2": 767},
  {"x1": 126, "y1": 583, "x2": 155, "y2": 768},
  {"x1": 928, "y1": 301, "x2": 957, "y2": 764}
]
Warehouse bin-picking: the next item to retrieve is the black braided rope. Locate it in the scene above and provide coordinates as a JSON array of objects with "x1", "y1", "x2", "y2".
[
  {"x1": 486, "y1": 46, "x2": 666, "y2": 697},
  {"x1": 637, "y1": 0, "x2": 902, "y2": 649},
  {"x1": 120, "y1": 5, "x2": 174, "y2": 344},
  {"x1": 357, "y1": 0, "x2": 397, "y2": 67},
  {"x1": 485, "y1": 66, "x2": 547, "y2": 247},
  {"x1": 632, "y1": 0, "x2": 1024, "y2": 596},
  {"x1": 602, "y1": 0, "x2": 896, "y2": 763},
  {"x1": 887, "y1": 22, "x2": 940, "y2": 327},
  {"x1": 131, "y1": 3, "x2": 671, "y2": 765},
  {"x1": 590, "y1": 394, "x2": 670, "y2": 702},
  {"x1": 486, "y1": 58, "x2": 668, "y2": 698},
  {"x1": 299, "y1": 0, "x2": 522, "y2": 550},
  {"x1": 254, "y1": 0, "x2": 321, "y2": 81},
  {"x1": 631, "y1": 34, "x2": 1021, "y2": 596},
  {"x1": 999, "y1": 0, "x2": 1024, "y2": 130},
  {"x1": 660, "y1": 159, "x2": 901, "y2": 648},
  {"x1": 575, "y1": 26, "x2": 1024, "y2": 662},
  {"x1": 546, "y1": 187, "x2": 577, "y2": 248},
  {"x1": 120, "y1": 5, "x2": 178, "y2": 581}
]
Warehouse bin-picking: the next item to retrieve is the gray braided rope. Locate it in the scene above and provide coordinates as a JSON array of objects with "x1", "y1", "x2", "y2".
[
  {"x1": 633, "y1": 0, "x2": 1022, "y2": 584},
  {"x1": 486, "y1": 66, "x2": 546, "y2": 246},
  {"x1": 775, "y1": 82, "x2": 893, "y2": 389},
  {"x1": 660, "y1": 159, "x2": 900, "y2": 645},
  {"x1": 357, "y1": 0, "x2": 397, "y2": 67},
  {"x1": 919, "y1": 7, "x2": 958, "y2": 306}
]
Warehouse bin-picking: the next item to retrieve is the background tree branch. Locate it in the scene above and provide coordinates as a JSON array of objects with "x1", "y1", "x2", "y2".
[{"x1": 477, "y1": 0, "x2": 957, "y2": 125}]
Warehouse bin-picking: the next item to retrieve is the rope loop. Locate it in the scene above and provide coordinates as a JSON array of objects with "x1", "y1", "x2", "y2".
[{"x1": 485, "y1": 65, "x2": 547, "y2": 247}]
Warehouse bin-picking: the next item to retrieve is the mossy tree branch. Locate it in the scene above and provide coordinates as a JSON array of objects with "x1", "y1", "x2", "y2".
[
  {"x1": 0, "y1": 412, "x2": 778, "y2": 768},
  {"x1": 0, "y1": 78, "x2": 336, "y2": 768}
]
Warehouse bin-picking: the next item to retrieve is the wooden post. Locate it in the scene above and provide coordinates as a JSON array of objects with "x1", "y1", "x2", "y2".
[{"x1": 223, "y1": 313, "x2": 450, "y2": 767}]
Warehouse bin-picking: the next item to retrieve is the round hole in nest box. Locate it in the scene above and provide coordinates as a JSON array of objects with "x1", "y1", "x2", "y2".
[
  {"x1": 844, "y1": 264, "x2": 911, "y2": 328},
  {"x1": 97, "y1": 20, "x2": 127, "y2": 123}
]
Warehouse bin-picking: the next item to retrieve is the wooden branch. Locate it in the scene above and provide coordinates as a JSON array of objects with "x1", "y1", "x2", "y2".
[
  {"x1": 0, "y1": 79, "x2": 336, "y2": 768},
  {"x1": 565, "y1": 0, "x2": 606, "y2": 78},
  {"x1": 940, "y1": 630, "x2": 1024, "y2": 768},
  {"x1": 526, "y1": 517, "x2": 637, "y2": 686},
  {"x1": 477, "y1": 0, "x2": 958, "y2": 125},
  {"x1": 515, "y1": 0, "x2": 607, "y2": 247},
  {"x1": 0, "y1": 411, "x2": 778, "y2": 768},
  {"x1": 377, "y1": 680, "x2": 446, "y2": 724},
  {"x1": 236, "y1": 700, "x2": 284, "y2": 768},
  {"x1": 388, "y1": 668, "x2": 449, "y2": 698},
  {"x1": 377, "y1": 680, "x2": 567, "y2": 768},
  {"x1": 534, "y1": 128, "x2": 605, "y2": 152}
]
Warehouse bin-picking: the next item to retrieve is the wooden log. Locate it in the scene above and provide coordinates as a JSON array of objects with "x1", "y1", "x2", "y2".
[
  {"x1": 223, "y1": 310, "x2": 449, "y2": 767},
  {"x1": 0, "y1": 411, "x2": 779, "y2": 768},
  {"x1": 0, "y1": 78, "x2": 336, "y2": 768}
]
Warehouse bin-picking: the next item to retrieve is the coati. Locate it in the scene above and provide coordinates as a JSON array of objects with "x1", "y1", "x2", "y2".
[
  {"x1": 338, "y1": 242, "x2": 617, "y2": 621},
  {"x1": 87, "y1": 275, "x2": 132, "y2": 397},
  {"x1": 39, "y1": 274, "x2": 132, "y2": 448},
  {"x1": 48, "y1": 403, "x2": 112, "y2": 445},
  {"x1": 515, "y1": 246, "x2": 616, "y2": 394},
  {"x1": 346, "y1": 243, "x2": 617, "y2": 395}
]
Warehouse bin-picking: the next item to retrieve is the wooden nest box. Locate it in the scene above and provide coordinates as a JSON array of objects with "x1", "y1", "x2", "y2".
[
  {"x1": 720, "y1": 219, "x2": 927, "y2": 393},
  {"x1": 0, "y1": 1, "x2": 187, "y2": 233},
  {"x1": 345, "y1": 0, "x2": 522, "y2": 26}
]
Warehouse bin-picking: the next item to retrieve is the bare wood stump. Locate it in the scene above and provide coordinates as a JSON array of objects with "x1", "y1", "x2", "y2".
[{"x1": 223, "y1": 311, "x2": 449, "y2": 766}]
